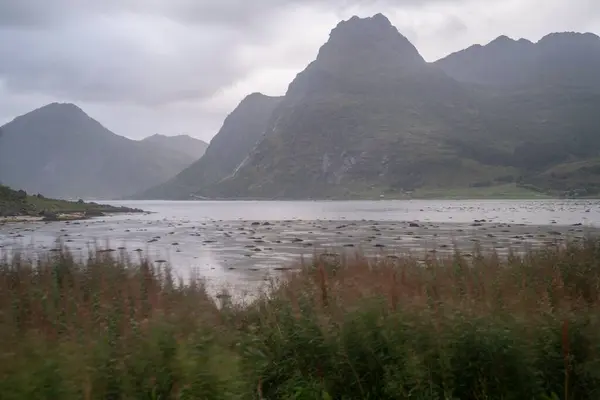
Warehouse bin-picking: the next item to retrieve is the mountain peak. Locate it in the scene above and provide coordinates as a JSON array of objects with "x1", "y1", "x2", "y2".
[
  {"x1": 342, "y1": 13, "x2": 392, "y2": 28},
  {"x1": 310, "y1": 13, "x2": 424, "y2": 76},
  {"x1": 5, "y1": 102, "x2": 93, "y2": 130},
  {"x1": 40, "y1": 102, "x2": 85, "y2": 114},
  {"x1": 243, "y1": 92, "x2": 270, "y2": 101},
  {"x1": 538, "y1": 31, "x2": 600, "y2": 46},
  {"x1": 328, "y1": 13, "x2": 407, "y2": 44},
  {"x1": 236, "y1": 93, "x2": 281, "y2": 112},
  {"x1": 490, "y1": 34, "x2": 513, "y2": 43},
  {"x1": 487, "y1": 35, "x2": 533, "y2": 47}
]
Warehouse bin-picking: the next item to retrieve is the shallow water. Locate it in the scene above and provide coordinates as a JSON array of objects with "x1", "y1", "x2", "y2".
[
  {"x1": 103, "y1": 199, "x2": 600, "y2": 225},
  {"x1": 1, "y1": 200, "x2": 599, "y2": 291}
]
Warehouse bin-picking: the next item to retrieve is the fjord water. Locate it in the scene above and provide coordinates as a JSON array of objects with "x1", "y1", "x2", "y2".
[
  {"x1": 104, "y1": 199, "x2": 600, "y2": 225},
  {"x1": 2, "y1": 200, "x2": 600, "y2": 292}
]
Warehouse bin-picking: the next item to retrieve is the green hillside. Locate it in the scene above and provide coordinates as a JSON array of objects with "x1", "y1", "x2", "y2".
[{"x1": 0, "y1": 184, "x2": 141, "y2": 219}]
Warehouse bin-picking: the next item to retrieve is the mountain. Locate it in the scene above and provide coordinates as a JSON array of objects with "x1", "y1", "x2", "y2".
[
  {"x1": 135, "y1": 14, "x2": 600, "y2": 200},
  {"x1": 435, "y1": 32, "x2": 600, "y2": 90},
  {"x1": 206, "y1": 15, "x2": 600, "y2": 199},
  {"x1": 0, "y1": 103, "x2": 199, "y2": 199},
  {"x1": 134, "y1": 93, "x2": 282, "y2": 199},
  {"x1": 192, "y1": 14, "x2": 509, "y2": 198},
  {"x1": 434, "y1": 31, "x2": 600, "y2": 197},
  {"x1": 140, "y1": 134, "x2": 208, "y2": 160}
]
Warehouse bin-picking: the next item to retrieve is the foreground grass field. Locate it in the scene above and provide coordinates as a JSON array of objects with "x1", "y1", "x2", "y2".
[{"x1": 2, "y1": 240, "x2": 600, "y2": 399}]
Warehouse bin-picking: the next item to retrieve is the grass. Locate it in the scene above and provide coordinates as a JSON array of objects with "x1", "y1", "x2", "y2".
[
  {"x1": 2, "y1": 240, "x2": 600, "y2": 398},
  {"x1": 412, "y1": 183, "x2": 551, "y2": 199},
  {"x1": 0, "y1": 184, "x2": 142, "y2": 218}
]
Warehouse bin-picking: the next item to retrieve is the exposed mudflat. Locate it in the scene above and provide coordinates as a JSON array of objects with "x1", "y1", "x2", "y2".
[{"x1": 2, "y1": 199, "x2": 599, "y2": 293}]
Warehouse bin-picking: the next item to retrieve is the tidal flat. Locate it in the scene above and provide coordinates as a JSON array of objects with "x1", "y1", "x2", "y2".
[{"x1": 2, "y1": 200, "x2": 599, "y2": 291}]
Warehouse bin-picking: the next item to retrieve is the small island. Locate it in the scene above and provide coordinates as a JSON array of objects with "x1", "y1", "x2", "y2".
[{"x1": 0, "y1": 184, "x2": 143, "y2": 222}]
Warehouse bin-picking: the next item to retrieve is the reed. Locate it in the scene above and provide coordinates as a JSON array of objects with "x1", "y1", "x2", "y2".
[{"x1": 2, "y1": 239, "x2": 600, "y2": 399}]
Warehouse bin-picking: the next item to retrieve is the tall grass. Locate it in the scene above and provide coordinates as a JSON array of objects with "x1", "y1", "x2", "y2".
[{"x1": 2, "y1": 240, "x2": 600, "y2": 399}]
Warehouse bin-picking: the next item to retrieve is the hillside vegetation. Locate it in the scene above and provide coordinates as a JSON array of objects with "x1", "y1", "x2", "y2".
[
  {"x1": 2, "y1": 241, "x2": 600, "y2": 398},
  {"x1": 0, "y1": 184, "x2": 140, "y2": 219}
]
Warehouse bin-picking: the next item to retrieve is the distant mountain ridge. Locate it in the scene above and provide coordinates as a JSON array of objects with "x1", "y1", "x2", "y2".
[
  {"x1": 134, "y1": 93, "x2": 282, "y2": 199},
  {"x1": 0, "y1": 103, "x2": 199, "y2": 199},
  {"x1": 140, "y1": 134, "x2": 208, "y2": 160},
  {"x1": 435, "y1": 32, "x2": 600, "y2": 90}
]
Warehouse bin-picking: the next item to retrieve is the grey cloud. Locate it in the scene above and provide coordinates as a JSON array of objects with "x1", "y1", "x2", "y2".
[
  {"x1": 0, "y1": 0, "x2": 337, "y2": 107},
  {"x1": 0, "y1": 1, "x2": 324, "y2": 107},
  {"x1": 0, "y1": 16, "x2": 251, "y2": 105},
  {"x1": 0, "y1": 0, "x2": 599, "y2": 140},
  {"x1": 0, "y1": 0, "x2": 454, "y2": 28}
]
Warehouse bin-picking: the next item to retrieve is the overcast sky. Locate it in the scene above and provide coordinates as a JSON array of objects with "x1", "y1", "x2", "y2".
[{"x1": 0, "y1": 0, "x2": 598, "y2": 142}]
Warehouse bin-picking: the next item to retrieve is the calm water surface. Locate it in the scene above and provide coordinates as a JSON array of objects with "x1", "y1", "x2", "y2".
[{"x1": 104, "y1": 199, "x2": 600, "y2": 225}]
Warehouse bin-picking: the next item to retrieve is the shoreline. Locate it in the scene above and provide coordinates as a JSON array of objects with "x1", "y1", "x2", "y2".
[
  {"x1": 0, "y1": 208, "x2": 147, "y2": 224},
  {"x1": 2, "y1": 216, "x2": 597, "y2": 279}
]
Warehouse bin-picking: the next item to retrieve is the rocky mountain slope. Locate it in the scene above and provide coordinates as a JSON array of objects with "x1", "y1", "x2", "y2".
[
  {"x1": 138, "y1": 14, "x2": 600, "y2": 199},
  {"x1": 206, "y1": 16, "x2": 600, "y2": 199},
  {"x1": 0, "y1": 103, "x2": 199, "y2": 199}
]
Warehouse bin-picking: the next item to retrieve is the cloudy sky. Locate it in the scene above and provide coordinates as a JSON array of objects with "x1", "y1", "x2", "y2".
[{"x1": 0, "y1": 0, "x2": 598, "y2": 142}]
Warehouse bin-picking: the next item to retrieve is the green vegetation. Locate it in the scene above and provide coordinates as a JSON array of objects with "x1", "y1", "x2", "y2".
[
  {"x1": 412, "y1": 183, "x2": 552, "y2": 199},
  {"x1": 524, "y1": 158, "x2": 600, "y2": 198},
  {"x1": 0, "y1": 184, "x2": 141, "y2": 219},
  {"x1": 3, "y1": 239, "x2": 600, "y2": 398}
]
